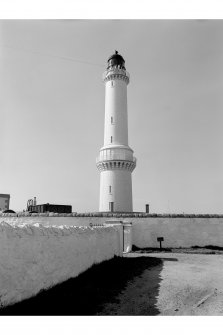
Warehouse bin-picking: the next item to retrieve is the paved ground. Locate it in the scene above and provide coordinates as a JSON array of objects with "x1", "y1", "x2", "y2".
[{"x1": 1, "y1": 252, "x2": 223, "y2": 315}]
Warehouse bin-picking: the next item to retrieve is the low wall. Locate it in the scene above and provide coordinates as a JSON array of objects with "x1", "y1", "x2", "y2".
[
  {"x1": 0, "y1": 216, "x2": 100, "y2": 227},
  {"x1": 1, "y1": 213, "x2": 223, "y2": 263},
  {"x1": 0, "y1": 222, "x2": 121, "y2": 308},
  {"x1": 132, "y1": 217, "x2": 223, "y2": 248}
]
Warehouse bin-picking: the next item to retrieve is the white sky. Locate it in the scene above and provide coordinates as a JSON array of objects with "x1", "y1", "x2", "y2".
[{"x1": 1, "y1": 19, "x2": 223, "y2": 213}]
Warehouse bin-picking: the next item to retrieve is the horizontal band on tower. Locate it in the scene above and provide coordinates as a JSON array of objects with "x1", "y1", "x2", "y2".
[
  {"x1": 103, "y1": 68, "x2": 130, "y2": 84},
  {"x1": 103, "y1": 73, "x2": 129, "y2": 84},
  {"x1": 96, "y1": 159, "x2": 136, "y2": 172}
]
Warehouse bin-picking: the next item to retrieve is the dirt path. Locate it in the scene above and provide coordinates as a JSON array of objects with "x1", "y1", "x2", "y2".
[
  {"x1": 98, "y1": 253, "x2": 223, "y2": 315},
  {"x1": 149, "y1": 253, "x2": 223, "y2": 315}
]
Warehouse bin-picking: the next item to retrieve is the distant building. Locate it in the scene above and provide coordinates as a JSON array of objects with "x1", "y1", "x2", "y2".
[
  {"x1": 0, "y1": 194, "x2": 10, "y2": 212},
  {"x1": 28, "y1": 203, "x2": 72, "y2": 214}
]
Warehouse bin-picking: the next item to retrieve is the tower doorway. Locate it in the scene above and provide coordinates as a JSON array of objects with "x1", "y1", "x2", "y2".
[{"x1": 109, "y1": 202, "x2": 114, "y2": 212}]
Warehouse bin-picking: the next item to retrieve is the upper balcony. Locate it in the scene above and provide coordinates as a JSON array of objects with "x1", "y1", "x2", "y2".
[{"x1": 103, "y1": 67, "x2": 130, "y2": 84}]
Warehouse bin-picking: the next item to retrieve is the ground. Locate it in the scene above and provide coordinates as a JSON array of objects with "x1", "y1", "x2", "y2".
[
  {"x1": 122, "y1": 252, "x2": 223, "y2": 315},
  {"x1": 1, "y1": 250, "x2": 223, "y2": 315}
]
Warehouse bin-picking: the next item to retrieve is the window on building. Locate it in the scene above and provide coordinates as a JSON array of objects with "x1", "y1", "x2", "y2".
[
  {"x1": 111, "y1": 136, "x2": 113, "y2": 143},
  {"x1": 111, "y1": 116, "x2": 113, "y2": 124},
  {"x1": 109, "y1": 186, "x2": 112, "y2": 193}
]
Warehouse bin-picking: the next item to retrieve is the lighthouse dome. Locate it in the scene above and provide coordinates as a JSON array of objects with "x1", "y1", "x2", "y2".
[{"x1": 107, "y1": 51, "x2": 126, "y2": 70}]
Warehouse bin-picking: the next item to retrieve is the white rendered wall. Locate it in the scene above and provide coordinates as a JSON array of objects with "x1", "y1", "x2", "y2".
[
  {"x1": 132, "y1": 217, "x2": 223, "y2": 248},
  {"x1": 0, "y1": 222, "x2": 121, "y2": 308},
  {"x1": 99, "y1": 170, "x2": 133, "y2": 212},
  {"x1": 3, "y1": 215, "x2": 223, "y2": 249},
  {"x1": 0, "y1": 216, "x2": 96, "y2": 227},
  {"x1": 104, "y1": 79, "x2": 128, "y2": 146},
  {"x1": 2, "y1": 215, "x2": 223, "y2": 249}
]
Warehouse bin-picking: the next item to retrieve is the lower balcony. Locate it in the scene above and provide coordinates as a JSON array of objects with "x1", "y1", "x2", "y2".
[{"x1": 96, "y1": 159, "x2": 136, "y2": 172}]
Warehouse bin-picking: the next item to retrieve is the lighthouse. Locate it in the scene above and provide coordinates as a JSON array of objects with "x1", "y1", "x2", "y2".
[{"x1": 96, "y1": 51, "x2": 136, "y2": 212}]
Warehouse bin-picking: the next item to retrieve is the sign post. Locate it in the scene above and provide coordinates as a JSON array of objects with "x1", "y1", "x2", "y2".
[{"x1": 157, "y1": 237, "x2": 164, "y2": 250}]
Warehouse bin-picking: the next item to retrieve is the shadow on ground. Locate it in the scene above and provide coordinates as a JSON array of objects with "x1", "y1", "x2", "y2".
[{"x1": 0, "y1": 255, "x2": 171, "y2": 316}]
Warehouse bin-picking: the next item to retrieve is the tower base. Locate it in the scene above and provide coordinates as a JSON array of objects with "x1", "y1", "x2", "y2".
[{"x1": 99, "y1": 169, "x2": 133, "y2": 212}]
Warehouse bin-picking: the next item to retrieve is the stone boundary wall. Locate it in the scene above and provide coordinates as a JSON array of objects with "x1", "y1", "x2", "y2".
[{"x1": 0, "y1": 222, "x2": 121, "y2": 308}]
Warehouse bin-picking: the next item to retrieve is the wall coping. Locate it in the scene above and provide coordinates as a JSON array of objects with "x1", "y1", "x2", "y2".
[{"x1": 1, "y1": 212, "x2": 223, "y2": 218}]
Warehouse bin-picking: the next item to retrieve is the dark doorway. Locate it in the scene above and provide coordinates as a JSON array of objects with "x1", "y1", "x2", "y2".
[{"x1": 109, "y1": 201, "x2": 114, "y2": 212}]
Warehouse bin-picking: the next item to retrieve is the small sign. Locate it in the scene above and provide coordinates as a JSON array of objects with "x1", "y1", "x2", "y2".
[{"x1": 157, "y1": 237, "x2": 164, "y2": 249}]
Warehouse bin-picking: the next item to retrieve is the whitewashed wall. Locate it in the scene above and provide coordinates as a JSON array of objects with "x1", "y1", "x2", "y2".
[
  {"x1": 132, "y1": 218, "x2": 223, "y2": 248},
  {"x1": 0, "y1": 222, "x2": 121, "y2": 308},
  {"x1": 0, "y1": 216, "x2": 101, "y2": 227},
  {"x1": 2, "y1": 215, "x2": 223, "y2": 248}
]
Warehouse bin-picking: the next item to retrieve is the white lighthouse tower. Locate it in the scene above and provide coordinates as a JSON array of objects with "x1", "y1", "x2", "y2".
[{"x1": 96, "y1": 51, "x2": 136, "y2": 212}]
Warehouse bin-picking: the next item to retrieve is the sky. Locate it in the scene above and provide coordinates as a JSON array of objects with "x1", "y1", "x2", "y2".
[{"x1": 1, "y1": 19, "x2": 223, "y2": 213}]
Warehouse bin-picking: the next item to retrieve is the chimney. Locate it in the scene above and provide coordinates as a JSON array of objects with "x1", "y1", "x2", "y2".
[{"x1": 145, "y1": 204, "x2": 149, "y2": 213}]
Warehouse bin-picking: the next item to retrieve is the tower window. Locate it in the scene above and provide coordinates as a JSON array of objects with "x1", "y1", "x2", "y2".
[
  {"x1": 111, "y1": 81, "x2": 114, "y2": 87},
  {"x1": 111, "y1": 136, "x2": 113, "y2": 143},
  {"x1": 109, "y1": 186, "x2": 112, "y2": 193},
  {"x1": 111, "y1": 116, "x2": 113, "y2": 124}
]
